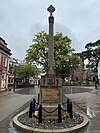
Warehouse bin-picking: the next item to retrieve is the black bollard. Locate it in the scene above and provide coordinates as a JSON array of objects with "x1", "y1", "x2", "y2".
[
  {"x1": 38, "y1": 94, "x2": 40, "y2": 104},
  {"x1": 58, "y1": 104, "x2": 62, "y2": 123},
  {"x1": 32, "y1": 99, "x2": 35, "y2": 113},
  {"x1": 38, "y1": 104, "x2": 42, "y2": 123},
  {"x1": 67, "y1": 99, "x2": 70, "y2": 113},
  {"x1": 95, "y1": 81, "x2": 97, "y2": 89},
  {"x1": 69, "y1": 101, "x2": 73, "y2": 118},
  {"x1": 29, "y1": 101, "x2": 32, "y2": 118}
]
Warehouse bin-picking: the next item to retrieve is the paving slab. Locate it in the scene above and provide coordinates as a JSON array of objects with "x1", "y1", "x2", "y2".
[{"x1": 0, "y1": 91, "x2": 34, "y2": 121}]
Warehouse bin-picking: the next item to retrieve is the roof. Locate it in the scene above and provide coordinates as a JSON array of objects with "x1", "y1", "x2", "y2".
[{"x1": 0, "y1": 37, "x2": 12, "y2": 55}]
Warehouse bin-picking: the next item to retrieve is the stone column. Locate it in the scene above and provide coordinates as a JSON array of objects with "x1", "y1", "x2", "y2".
[
  {"x1": 47, "y1": 5, "x2": 55, "y2": 75},
  {"x1": 40, "y1": 5, "x2": 62, "y2": 87}
]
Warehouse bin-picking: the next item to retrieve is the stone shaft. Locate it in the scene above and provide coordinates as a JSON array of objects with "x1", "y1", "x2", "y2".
[{"x1": 48, "y1": 14, "x2": 55, "y2": 75}]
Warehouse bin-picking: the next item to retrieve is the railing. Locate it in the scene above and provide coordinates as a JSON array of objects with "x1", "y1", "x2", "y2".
[{"x1": 29, "y1": 97, "x2": 73, "y2": 123}]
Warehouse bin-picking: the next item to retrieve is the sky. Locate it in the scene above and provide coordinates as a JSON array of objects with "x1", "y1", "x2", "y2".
[{"x1": 0, "y1": 0, "x2": 100, "y2": 60}]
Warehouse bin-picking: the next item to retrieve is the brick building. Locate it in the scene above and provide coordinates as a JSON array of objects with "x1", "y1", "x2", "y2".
[
  {"x1": 72, "y1": 56, "x2": 86, "y2": 82},
  {"x1": 8, "y1": 58, "x2": 18, "y2": 90},
  {"x1": 0, "y1": 37, "x2": 11, "y2": 90}
]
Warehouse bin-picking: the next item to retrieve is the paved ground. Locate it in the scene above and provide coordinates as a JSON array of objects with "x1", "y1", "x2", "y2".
[
  {"x1": 64, "y1": 86, "x2": 100, "y2": 133},
  {"x1": 0, "y1": 90, "x2": 34, "y2": 122}
]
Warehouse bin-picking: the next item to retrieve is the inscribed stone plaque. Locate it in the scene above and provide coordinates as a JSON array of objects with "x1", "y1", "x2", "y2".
[{"x1": 41, "y1": 88, "x2": 60, "y2": 103}]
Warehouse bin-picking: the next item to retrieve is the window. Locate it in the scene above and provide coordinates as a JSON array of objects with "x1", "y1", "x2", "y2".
[
  {"x1": 2, "y1": 73, "x2": 6, "y2": 80},
  {"x1": 3, "y1": 55, "x2": 7, "y2": 67},
  {"x1": 8, "y1": 77, "x2": 14, "y2": 84}
]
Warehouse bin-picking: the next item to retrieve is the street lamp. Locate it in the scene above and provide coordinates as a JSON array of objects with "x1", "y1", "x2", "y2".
[{"x1": 13, "y1": 64, "x2": 18, "y2": 91}]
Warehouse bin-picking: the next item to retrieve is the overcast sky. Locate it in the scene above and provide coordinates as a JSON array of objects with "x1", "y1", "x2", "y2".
[{"x1": 0, "y1": 0, "x2": 100, "y2": 60}]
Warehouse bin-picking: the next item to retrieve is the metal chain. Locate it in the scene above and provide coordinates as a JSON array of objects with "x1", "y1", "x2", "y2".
[{"x1": 42, "y1": 107, "x2": 58, "y2": 113}]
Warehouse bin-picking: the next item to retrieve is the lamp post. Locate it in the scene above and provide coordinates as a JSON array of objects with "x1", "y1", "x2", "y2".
[
  {"x1": 13, "y1": 64, "x2": 18, "y2": 91},
  {"x1": 13, "y1": 67, "x2": 16, "y2": 91}
]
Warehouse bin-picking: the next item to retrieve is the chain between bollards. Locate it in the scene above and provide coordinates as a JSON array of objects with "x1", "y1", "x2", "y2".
[{"x1": 29, "y1": 99, "x2": 73, "y2": 123}]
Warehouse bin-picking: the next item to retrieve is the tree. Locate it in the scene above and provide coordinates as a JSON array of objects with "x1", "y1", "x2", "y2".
[
  {"x1": 26, "y1": 31, "x2": 79, "y2": 78},
  {"x1": 16, "y1": 64, "x2": 40, "y2": 84},
  {"x1": 83, "y1": 39, "x2": 100, "y2": 72},
  {"x1": 56, "y1": 54, "x2": 80, "y2": 80}
]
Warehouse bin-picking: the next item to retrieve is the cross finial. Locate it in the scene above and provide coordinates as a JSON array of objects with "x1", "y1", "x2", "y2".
[{"x1": 47, "y1": 5, "x2": 55, "y2": 15}]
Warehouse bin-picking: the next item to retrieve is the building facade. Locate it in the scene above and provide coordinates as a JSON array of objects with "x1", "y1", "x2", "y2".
[
  {"x1": 0, "y1": 37, "x2": 11, "y2": 90},
  {"x1": 72, "y1": 55, "x2": 86, "y2": 82},
  {"x1": 8, "y1": 58, "x2": 18, "y2": 90}
]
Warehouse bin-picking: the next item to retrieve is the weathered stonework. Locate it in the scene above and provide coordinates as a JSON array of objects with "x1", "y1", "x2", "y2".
[{"x1": 40, "y1": 5, "x2": 62, "y2": 118}]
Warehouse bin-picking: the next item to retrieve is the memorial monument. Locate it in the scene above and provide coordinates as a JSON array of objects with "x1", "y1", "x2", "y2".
[
  {"x1": 13, "y1": 5, "x2": 89, "y2": 133},
  {"x1": 40, "y1": 5, "x2": 62, "y2": 118}
]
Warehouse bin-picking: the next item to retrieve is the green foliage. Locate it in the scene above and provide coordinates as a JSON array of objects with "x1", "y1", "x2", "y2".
[
  {"x1": 56, "y1": 54, "x2": 80, "y2": 79},
  {"x1": 83, "y1": 39, "x2": 100, "y2": 71},
  {"x1": 26, "y1": 31, "x2": 79, "y2": 78},
  {"x1": 26, "y1": 32, "x2": 48, "y2": 71},
  {"x1": 16, "y1": 64, "x2": 40, "y2": 83}
]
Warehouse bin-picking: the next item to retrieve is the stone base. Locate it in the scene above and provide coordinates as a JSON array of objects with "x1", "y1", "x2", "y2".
[
  {"x1": 39, "y1": 87, "x2": 63, "y2": 120},
  {"x1": 40, "y1": 73, "x2": 63, "y2": 119},
  {"x1": 42, "y1": 105, "x2": 67, "y2": 121},
  {"x1": 40, "y1": 87, "x2": 62, "y2": 104},
  {"x1": 42, "y1": 105, "x2": 58, "y2": 117},
  {"x1": 40, "y1": 74, "x2": 62, "y2": 87}
]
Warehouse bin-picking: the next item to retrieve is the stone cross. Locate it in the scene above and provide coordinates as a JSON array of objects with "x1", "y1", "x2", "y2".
[{"x1": 47, "y1": 5, "x2": 55, "y2": 15}]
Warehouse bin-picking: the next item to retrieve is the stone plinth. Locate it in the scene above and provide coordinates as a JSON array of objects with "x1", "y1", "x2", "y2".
[
  {"x1": 40, "y1": 87, "x2": 62, "y2": 104},
  {"x1": 40, "y1": 74, "x2": 62, "y2": 87},
  {"x1": 40, "y1": 87, "x2": 63, "y2": 120},
  {"x1": 42, "y1": 105, "x2": 65, "y2": 121}
]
